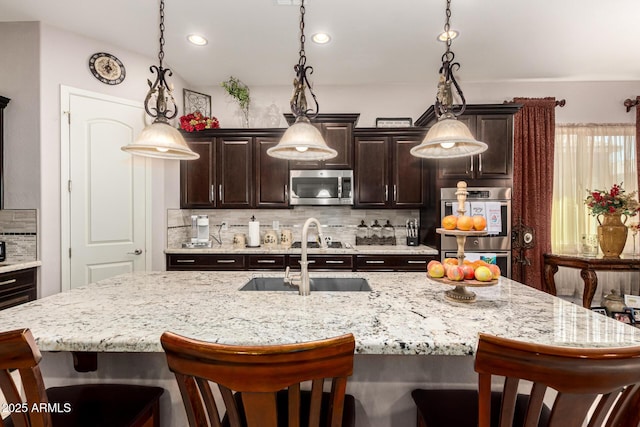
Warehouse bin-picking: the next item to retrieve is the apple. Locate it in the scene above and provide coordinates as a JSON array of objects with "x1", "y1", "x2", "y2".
[
  {"x1": 461, "y1": 264, "x2": 475, "y2": 280},
  {"x1": 427, "y1": 260, "x2": 441, "y2": 270},
  {"x1": 446, "y1": 265, "x2": 465, "y2": 281},
  {"x1": 474, "y1": 266, "x2": 493, "y2": 282},
  {"x1": 427, "y1": 262, "x2": 445, "y2": 278},
  {"x1": 488, "y1": 264, "x2": 501, "y2": 279}
]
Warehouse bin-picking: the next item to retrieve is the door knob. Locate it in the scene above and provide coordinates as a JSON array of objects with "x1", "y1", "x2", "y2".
[{"x1": 128, "y1": 249, "x2": 143, "y2": 255}]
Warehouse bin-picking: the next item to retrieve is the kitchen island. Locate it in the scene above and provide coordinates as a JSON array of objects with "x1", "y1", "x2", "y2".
[{"x1": 1, "y1": 271, "x2": 639, "y2": 426}]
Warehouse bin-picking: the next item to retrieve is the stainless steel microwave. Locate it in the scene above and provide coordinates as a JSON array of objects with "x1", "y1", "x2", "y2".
[{"x1": 289, "y1": 170, "x2": 353, "y2": 206}]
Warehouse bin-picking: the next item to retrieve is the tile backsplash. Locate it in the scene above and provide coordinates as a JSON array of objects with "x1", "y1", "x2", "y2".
[
  {"x1": 0, "y1": 209, "x2": 37, "y2": 261},
  {"x1": 167, "y1": 207, "x2": 421, "y2": 248}
]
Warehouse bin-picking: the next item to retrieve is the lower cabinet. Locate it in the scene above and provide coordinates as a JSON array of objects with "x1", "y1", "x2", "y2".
[
  {"x1": 0, "y1": 268, "x2": 37, "y2": 311},
  {"x1": 167, "y1": 254, "x2": 435, "y2": 272}
]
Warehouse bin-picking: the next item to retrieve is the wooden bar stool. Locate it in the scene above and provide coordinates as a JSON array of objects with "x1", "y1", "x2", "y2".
[
  {"x1": 0, "y1": 328, "x2": 164, "y2": 427},
  {"x1": 161, "y1": 331, "x2": 357, "y2": 427},
  {"x1": 412, "y1": 333, "x2": 640, "y2": 427}
]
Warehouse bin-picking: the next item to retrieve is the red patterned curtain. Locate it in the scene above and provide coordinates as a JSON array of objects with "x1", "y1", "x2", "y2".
[{"x1": 511, "y1": 97, "x2": 556, "y2": 290}]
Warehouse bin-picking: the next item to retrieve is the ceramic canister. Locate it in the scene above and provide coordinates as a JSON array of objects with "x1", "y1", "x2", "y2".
[
  {"x1": 280, "y1": 229, "x2": 292, "y2": 249},
  {"x1": 263, "y1": 229, "x2": 278, "y2": 248}
]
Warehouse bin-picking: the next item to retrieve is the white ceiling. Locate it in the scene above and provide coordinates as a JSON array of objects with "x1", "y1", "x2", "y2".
[{"x1": 1, "y1": 0, "x2": 639, "y2": 88}]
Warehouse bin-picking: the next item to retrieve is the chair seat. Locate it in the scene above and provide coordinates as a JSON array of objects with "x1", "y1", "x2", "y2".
[
  {"x1": 411, "y1": 389, "x2": 550, "y2": 427},
  {"x1": 223, "y1": 389, "x2": 356, "y2": 427},
  {"x1": 43, "y1": 383, "x2": 164, "y2": 427}
]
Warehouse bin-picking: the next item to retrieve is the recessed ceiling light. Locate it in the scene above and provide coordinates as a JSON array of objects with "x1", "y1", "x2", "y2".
[
  {"x1": 312, "y1": 33, "x2": 331, "y2": 44},
  {"x1": 187, "y1": 34, "x2": 208, "y2": 46},
  {"x1": 437, "y1": 29, "x2": 459, "y2": 42}
]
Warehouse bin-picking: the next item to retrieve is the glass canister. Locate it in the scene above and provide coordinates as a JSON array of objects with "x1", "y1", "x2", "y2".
[
  {"x1": 356, "y1": 220, "x2": 369, "y2": 245},
  {"x1": 370, "y1": 220, "x2": 382, "y2": 239},
  {"x1": 382, "y1": 220, "x2": 395, "y2": 244}
]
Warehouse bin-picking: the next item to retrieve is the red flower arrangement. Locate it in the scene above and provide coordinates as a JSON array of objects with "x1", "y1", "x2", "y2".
[
  {"x1": 584, "y1": 183, "x2": 639, "y2": 216},
  {"x1": 179, "y1": 112, "x2": 220, "y2": 132}
]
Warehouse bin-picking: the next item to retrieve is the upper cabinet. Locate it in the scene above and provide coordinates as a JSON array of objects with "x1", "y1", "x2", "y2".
[
  {"x1": 0, "y1": 96, "x2": 9, "y2": 209},
  {"x1": 353, "y1": 127, "x2": 429, "y2": 208},
  {"x1": 180, "y1": 129, "x2": 286, "y2": 209},
  {"x1": 284, "y1": 114, "x2": 360, "y2": 169},
  {"x1": 415, "y1": 104, "x2": 522, "y2": 187}
]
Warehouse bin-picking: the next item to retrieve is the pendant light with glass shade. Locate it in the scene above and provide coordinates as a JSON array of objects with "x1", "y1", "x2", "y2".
[
  {"x1": 121, "y1": 0, "x2": 199, "y2": 160},
  {"x1": 410, "y1": 0, "x2": 487, "y2": 159},
  {"x1": 267, "y1": 0, "x2": 336, "y2": 161}
]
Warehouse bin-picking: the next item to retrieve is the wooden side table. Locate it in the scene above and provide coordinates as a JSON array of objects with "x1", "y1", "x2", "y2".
[{"x1": 543, "y1": 253, "x2": 640, "y2": 308}]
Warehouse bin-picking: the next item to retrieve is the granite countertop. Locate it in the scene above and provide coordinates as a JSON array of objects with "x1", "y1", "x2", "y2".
[
  {"x1": 0, "y1": 260, "x2": 42, "y2": 273},
  {"x1": 165, "y1": 244, "x2": 438, "y2": 255},
  {"x1": 1, "y1": 270, "x2": 638, "y2": 355}
]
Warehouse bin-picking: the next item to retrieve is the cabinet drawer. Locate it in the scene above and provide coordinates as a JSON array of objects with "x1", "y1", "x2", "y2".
[
  {"x1": 356, "y1": 255, "x2": 436, "y2": 271},
  {"x1": 247, "y1": 255, "x2": 286, "y2": 270},
  {"x1": 0, "y1": 268, "x2": 37, "y2": 310},
  {"x1": 288, "y1": 255, "x2": 354, "y2": 270},
  {"x1": 166, "y1": 254, "x2": 246, "y2": 270},
  {"x1": 355, "y1": 255, "x2": 395, "y2": 271}
]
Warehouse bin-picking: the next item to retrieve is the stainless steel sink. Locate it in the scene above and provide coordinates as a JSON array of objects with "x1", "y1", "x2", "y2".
[{"x1": 239, "y1": 277, "x2": 372, "y2": 292}]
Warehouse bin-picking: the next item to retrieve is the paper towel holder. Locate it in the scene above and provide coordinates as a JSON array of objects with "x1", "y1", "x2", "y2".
[{"x1": 247, "y1": 215, "x2": 261, "y2": 248}]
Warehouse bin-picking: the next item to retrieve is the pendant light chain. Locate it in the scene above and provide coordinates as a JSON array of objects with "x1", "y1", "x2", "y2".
[
  {"x1": 290, "y1": 0, "x2": 320, "y2": 119},
  {"x1": 158, "y1": 0, "x2": 165, "y2": 68},
  {"x1": 435, "y1": 0, "x2": 466, "y2": 117}
]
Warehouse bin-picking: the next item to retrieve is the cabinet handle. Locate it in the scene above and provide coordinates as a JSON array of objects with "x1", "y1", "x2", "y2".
[
  {"x1": 210, "y1": 185, "x2": 215, "y2": 203},
  {"x1": 393, "y1": 185, "x2": 397, "y2": 202},
  {"x1": 478, "y1": 154, "x2": 482, "y2": 173},
  {"x1": 407, "y1": 260, "x2": 427, "y2": 264},
  {"x1": 385, "y1": 185, "x2": 388, "y2": 202},
  {"x1": 0, "y1": 278, "x2": 17, "y2": 286},
  {"x1": 219, "y1": 184, "x2": 223, "y2": 201},
  {"x1": 176, "y1": 259, "x2": 196, "y2": 263},
  {"x1": 216, "y1": 259, "x2": 237, "y2": 264},
  {"x1": 285, "y1": 184, "x2": 288, "y2": 202},
  {"x1": 326, "y1": 260, "x2": 345, "y2": 264},
  {"x1": 257, "y1": 259, "x2": 276, "y2": 264},
  {"x1": 365, "y1": 260, "x2": 385, "y2": 264},
  {"x1": 470, "y1": 157, "x2": 474, "y2": 173}
]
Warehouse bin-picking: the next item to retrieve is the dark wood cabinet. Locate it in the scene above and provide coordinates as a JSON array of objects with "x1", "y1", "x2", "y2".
[
  {"x1": 0, "y1": 96, "x2": 9, "y2": 209},
  {"x1": 181, "y1": 129, "x2": 285, "y2": 209},
  {"x1": 0, "y1": 268, "x2": 37, "y2": 311},
  {"x1": 415, "y1": 104, "x2": 522, "y2": 187},
  {"x1": 255, "y1": 137, "x2": 289, "y2": 208},
  {"x1": 167, "y1": 253, "x2": 435, "y2": 272},
  {"x1": 285, "y1": 114, "x2": 359, "y2": 169},
  {"x1": 353, "y1": 128, "x2": 428, "y2": 208}
]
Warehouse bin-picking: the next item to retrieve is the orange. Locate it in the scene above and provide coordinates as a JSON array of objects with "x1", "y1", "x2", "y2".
[
  {"x1": 443, "y1": 257, "x2": 459, "y2": 266},
  {"x1": 472, "y1": 215, "x2": 487, "y2": 231},
  {"x1": 456, "y1": 215, "x2": 474, "y2": 231},
  {"x1": 441, "y1": 215, "x2": 457, "y2": 230}
]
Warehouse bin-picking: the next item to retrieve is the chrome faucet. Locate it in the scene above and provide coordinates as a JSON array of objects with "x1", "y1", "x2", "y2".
[{"x1": 284, "y1": 217, "x2": 327, "y2": 296}]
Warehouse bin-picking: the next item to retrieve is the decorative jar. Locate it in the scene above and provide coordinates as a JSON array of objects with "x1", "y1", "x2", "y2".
[{"x1": 597, "y1": 213, "x2": 628, "y2": 258}]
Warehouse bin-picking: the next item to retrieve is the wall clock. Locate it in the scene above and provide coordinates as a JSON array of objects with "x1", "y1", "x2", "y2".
[{"x1": 88, "y1": 52, "x2": 126, "y2": 85}]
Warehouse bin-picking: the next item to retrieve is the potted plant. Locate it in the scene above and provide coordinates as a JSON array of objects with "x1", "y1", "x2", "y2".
[{"x1": 220, "y1": 76, "x2": 250, "y2": 127}]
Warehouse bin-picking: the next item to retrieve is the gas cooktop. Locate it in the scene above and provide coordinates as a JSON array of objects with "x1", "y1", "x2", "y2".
[{"x1": 291, "y1": 241, "x2": 343, "y2": 249}]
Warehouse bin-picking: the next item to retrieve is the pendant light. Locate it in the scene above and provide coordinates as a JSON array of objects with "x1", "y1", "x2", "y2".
[
  {"x1": 121, "y1": 0, "x2": 199, "y2": 160},
  {"x1": 410, "y1": 0, "x2": 487, "y2": 159},
  {"x1": 267, "y1": 0, "x2": 336, "y2": 161}
]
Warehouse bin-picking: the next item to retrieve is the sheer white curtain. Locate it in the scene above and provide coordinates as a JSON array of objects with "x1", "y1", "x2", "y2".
[{"x1": 552, "y1": 124, "x2": 638, "y2": 303}]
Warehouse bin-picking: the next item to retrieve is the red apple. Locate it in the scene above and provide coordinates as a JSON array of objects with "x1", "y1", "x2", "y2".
[
  {"x1": 446, "y1": 265, "x2": 465, "y2": 281},
  {"x1": 488, "y1": 264, "x2": 501, "y2": 279},
  {"x1": 461, "y1": 264, "x2": 475, "y2": 280}
]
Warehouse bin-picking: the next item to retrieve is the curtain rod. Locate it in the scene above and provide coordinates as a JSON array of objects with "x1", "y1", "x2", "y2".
[
  {"x1": 503, "y1": 98, "x2": 566, "y2": 107},
  {"x1": 623, "y1": 98, "x2": 639, "y2": 113}
]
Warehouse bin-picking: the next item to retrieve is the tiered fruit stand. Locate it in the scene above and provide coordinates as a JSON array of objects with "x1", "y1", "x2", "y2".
[{"x1": 433, "y1": 181, "x2": 498, "y2": 303}]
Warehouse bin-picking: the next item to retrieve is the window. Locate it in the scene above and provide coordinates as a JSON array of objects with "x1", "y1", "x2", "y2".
[{"x1": 552, "y1": 124, "x2": 637, "y2": 253}]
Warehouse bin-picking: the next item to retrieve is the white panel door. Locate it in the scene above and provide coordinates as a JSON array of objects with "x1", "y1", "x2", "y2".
[{"x1": 68, "y1": 93, "x2": 147, "y2": 288}]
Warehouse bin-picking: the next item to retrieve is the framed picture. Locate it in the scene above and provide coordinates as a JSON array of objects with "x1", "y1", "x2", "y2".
[
  {"x1": 631, "y1": 308, "x2": 640, "y2": 322},
  {"x1": 624, "y1": 294, "x2": 640, "y2": 309},
  {"x1": 612, "y1": 312, "x2": 634, "y2": 325},
  {"x1": 590, "y1": 307, "x2": 607, "y2": 316},
  {"x1": 183, "y1": 89, "x2": 211, "y2": 116},
  {"x1": 375, "y1": 117, "x2": 413, "y2": 128}
]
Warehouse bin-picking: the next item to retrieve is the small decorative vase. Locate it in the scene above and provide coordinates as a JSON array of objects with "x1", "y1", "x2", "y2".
[{"x1": 597, "y1": 213, "x2": 628, "y2": 258}]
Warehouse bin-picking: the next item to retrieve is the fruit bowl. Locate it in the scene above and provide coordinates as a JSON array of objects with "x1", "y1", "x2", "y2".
[{"x1": 428, "y1": 275, "x2": 498, "y2": 287}]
